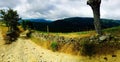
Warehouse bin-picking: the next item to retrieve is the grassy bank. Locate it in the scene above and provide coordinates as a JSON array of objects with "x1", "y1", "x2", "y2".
[{"x1": 31, "y1": 26, "x2": 120, "y2": 56}]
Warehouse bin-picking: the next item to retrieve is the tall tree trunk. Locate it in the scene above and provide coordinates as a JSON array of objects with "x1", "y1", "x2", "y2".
[
  {"x1": 87, "y1": 0, "x2": 102, "y2": 36},
  {"x1": 92, "y1": 6, "x2": 102, "y2": 36}
]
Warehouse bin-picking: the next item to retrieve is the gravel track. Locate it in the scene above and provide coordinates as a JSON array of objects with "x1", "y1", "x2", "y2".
[{"x1": 0, "y1": 29, "x2": 82, "y2": 62}]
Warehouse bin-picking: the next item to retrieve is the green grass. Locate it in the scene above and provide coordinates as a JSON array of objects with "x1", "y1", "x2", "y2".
[
  {"x1": 102, "y1": 26, "x2": 120, "y2": 36},
  {"x1": 50, "y1": 41, "x2": 58, "y2": 51},
  {"x1": 103, "y1": 26, "x2": 120, "y2": 33}
]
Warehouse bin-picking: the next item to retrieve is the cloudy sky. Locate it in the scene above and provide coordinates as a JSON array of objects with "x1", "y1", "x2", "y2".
[{"x1": 0, "y1": 0, "x2": 120, "y2": 20}]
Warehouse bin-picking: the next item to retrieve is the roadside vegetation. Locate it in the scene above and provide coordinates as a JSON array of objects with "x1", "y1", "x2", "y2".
[
  {"x1": 30, "y1": 26, "x2": 120, "y2": 57},
  {"x1": 0, "y1": 8, "x2": 21, "y2": 44}
]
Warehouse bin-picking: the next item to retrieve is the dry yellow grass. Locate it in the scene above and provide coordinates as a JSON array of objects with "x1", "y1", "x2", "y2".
[
  {"x1": 59, "y1": 31, "x2": 96, "y2": 38},
  {"x1": 46, "y1": 31, "x2": 96, "y2": 38},
  {"x1": 31, "y1": 31, "x2": 120, "y2": 62},
  {"x1": 31, "y1": 36, "x2": 51, "y2": 49},
  {"x1": 0, "y1": 26, "x2": 8, "y2": 37},
  {"x1": 18, "y1": 26, "x2": 26, "y2": 32},
  {"x1": 30, "y1": 26, "x2": 120, "y2": 62},
  {"x1": 31, "y1": 31, "x2": 96, "y2": 56},
  {"x1": 0, "y1": 26, "x2": 6, "y2": 45}
]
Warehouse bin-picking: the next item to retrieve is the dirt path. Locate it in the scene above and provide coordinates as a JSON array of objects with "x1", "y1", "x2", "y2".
[
  {"x1": 0, "y1": 28, "x2": 82, "y2": 62},
  {"x1": 0, "y1": 38, "x2": 82, "y2": 62}
]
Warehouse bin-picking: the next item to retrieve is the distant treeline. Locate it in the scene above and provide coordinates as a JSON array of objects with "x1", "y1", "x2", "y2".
[{"x1": 21, "y1": 17, "x2": 120, "y2": 33}]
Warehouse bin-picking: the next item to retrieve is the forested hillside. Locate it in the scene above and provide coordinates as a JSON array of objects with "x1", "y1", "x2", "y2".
[{"x1": 21, "y1": 17, "x2": 120, "y2": 32}]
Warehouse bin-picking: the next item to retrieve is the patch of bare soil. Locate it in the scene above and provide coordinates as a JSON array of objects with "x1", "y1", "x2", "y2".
[{"x1": 0, "y1": 30, "x2": 82, "y2": 62}]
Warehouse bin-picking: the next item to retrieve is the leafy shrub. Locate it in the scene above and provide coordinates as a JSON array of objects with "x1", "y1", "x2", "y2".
[
  {"x1": 81, "y1": 38, "x2": 96, "y2": 56},
  {"x1": 82, "y1": 43, "x2": 95, "y2": 56},
  {"x1": 50, "y1": 41, "x2": 58, "y2": 51},
  {"x1": 4, "y1": 35, "x2": 11, "y2": 44},
  {"x1": 4, "y1": 30, "x2": 20, "y2": 44},
  {"x1": 26, "y1": 30, "x2": 32, "y2": 38}
]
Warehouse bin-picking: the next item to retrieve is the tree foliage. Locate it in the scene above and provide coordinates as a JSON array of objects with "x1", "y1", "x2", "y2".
[
  {"x1": 0, "y1": 8, "x2": 21, "y2": 43},
  {"x1": 0, "y1": 8, "x2": 21, "y2": 31},
  {"x1": 21, "y1": 20, "x2": 33, "y2": 30}
]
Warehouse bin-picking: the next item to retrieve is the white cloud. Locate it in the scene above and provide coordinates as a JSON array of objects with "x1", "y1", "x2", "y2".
[
  {"x1": 101, "y1": 0, "x2": 120, "y2": 20},
  {"x1": 0, "y1": 0, "x2": 120, "y2": 20}
]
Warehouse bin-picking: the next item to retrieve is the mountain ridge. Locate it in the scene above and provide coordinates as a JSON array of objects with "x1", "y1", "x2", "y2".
[{"x1": 21, "y1": 17, "x2": 120, "y2": 32}]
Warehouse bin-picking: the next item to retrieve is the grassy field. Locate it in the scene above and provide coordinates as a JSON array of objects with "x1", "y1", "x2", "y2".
[
  {"x1": 36, "y1": 30, "x2": 96, "y2": 38},
  {"x1": 36, "y1": 26, "x2": 120, "y2": 38},
  {"x1": 103, "y1": 26, "x2": 120, "y2": 36}
]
